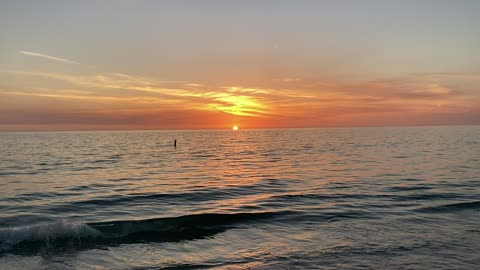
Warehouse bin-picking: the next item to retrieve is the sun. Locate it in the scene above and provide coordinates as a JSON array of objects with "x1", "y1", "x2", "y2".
[{"x1": 232, "y1": 125, "x2": 239, "y2": 130}]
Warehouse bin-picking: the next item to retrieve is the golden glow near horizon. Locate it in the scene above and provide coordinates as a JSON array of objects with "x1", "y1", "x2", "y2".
[
  {"x1": 1, "y1": 1, "x2": 480, "y2": 131},
  {"x1": 204, "y1": 93, "x2": 267, "y2": 117},
  {"x1": 232, "y1": 125, "x2": 239, "y2": 130},
  {"x1": 1, "y1": 69, "x2": 479, "y2": 131}
]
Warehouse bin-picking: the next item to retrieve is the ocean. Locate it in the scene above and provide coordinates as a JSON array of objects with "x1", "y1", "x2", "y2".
[{"x1": 0, "y1": 126, "x2": 479, "y2": 269}]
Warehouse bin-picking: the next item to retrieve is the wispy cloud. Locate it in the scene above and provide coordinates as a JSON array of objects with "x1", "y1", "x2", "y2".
[
  {"x1": 1, "y1": 90, "x2": 168, "y2": 104},
  {"x1": 3, "y1": 70, "x2": 278, "y2": 116},
  {"x1": 19, "y1": 50, "x2": 85, "y2": 66},
  {"x1": 3, "y1": 68, "x2": 478, "y2": 124}
]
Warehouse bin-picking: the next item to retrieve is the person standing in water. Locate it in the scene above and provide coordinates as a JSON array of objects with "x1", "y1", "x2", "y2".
[{"x1": 174, "y1": 139, "x2": 177, "y2": 148}]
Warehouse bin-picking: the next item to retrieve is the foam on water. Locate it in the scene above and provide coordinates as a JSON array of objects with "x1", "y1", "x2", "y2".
[{"x1": 0, "y1": 220, "x2": 100, "y2": 251}]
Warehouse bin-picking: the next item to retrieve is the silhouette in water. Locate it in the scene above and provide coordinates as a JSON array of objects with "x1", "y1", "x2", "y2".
[{"x1": 174, "y1": 139, "x2": 177, "y2": 148}]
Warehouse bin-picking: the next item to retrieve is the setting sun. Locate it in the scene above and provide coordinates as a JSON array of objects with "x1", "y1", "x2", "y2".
[{"x1": 1, "y1": 2, "x2": 479, "y2": 269}]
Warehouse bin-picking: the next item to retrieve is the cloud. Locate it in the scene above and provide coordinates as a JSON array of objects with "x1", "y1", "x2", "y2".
[
  {"x1": 1, "y1": 90, "x2": 164, "y2": 103},
  {"x1": 19, "y1": 50, "x2": 85, "y2": 66},
  {"x1": 3, "y1": 67, "x2": 479, "y2": 129},
  {"x1": 3, "y1": 70, "x2": 273, "y2": 117}
]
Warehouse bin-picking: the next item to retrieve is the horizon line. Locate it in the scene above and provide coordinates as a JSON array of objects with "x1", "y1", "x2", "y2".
[{"x1": 1, "y1": 123, "x2": 479, "y2": 133}]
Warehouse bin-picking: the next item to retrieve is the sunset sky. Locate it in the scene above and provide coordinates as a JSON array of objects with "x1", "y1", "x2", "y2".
[{"x1": 1, "y1": 0, "x2": 479, "y2": 131}]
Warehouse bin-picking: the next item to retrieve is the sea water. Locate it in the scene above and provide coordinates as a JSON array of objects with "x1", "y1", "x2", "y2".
[{"x1": 0, "y1": 127, "x2": 479, "y2": 269}]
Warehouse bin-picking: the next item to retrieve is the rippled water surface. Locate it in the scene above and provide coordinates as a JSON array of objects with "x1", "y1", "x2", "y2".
[{"x1": 1, "y1": 127, "x2": 479, "y2": 269}]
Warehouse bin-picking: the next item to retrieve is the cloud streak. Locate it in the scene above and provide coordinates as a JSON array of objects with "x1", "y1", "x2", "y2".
[
  {"x1": 3, "y1": 70, "x2": 272, "y2": 117},
  {"x1": 2, "y1": 67, "x2": 479, "y2": 130},
  {"x1": 19, "y1": 50, "x2": 84, "y2": 66}
]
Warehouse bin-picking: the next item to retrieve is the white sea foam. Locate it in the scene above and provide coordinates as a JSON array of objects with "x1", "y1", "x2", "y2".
[{"x1": 0, "y1": 220, "x2": 101, "y2": 251}]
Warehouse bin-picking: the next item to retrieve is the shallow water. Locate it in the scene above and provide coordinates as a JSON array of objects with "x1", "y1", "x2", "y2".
[{"x1": 1, "y1": 126, "x2": 479, "y2": 269}]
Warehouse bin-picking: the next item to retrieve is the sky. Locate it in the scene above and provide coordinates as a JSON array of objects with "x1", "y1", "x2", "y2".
[{"x1": 1, "y1": 0, "x2": 479, "y2": 131}]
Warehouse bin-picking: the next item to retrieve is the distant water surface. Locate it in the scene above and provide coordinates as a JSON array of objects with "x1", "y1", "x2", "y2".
[{"x1": 0, "y1": 126, "x2": 479, "y2": 269}]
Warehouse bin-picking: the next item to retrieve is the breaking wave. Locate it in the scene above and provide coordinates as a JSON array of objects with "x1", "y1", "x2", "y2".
[{"x1": 0, "y1": 211, "x2": 284, "y2": 254}]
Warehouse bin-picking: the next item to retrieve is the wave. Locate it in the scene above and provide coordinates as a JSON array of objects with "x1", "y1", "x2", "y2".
[
  {"x1": 266, "y1": 192, "x2": 457, "y2": 202},
  {"x1": 0, "y1": 220, "x2": 100, "y2": 252},
  {"x1": 0, "y1": 211, "x2": 284, "y2": 254},
  {"x1": 416, "y1": 201, "x2": 480, "y2": 213},
  {"x1": 44, "y1": 183, "x2": 277, "y2": 211},
  {"x1": 385, "y1": 185, "x2": 432, "y2": 192}
]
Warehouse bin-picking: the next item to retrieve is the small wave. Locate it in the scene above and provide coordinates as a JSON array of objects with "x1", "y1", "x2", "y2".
[
  {"x1": 71, "y1": 166, "x2": 105, "y2": 171},
  {"x1": 0, "y1": 211, "x2": 284, "y2": 254},
  {"x1": 90, "y1": 211, "x2": 280, "y2": 240},
  {"x1": 293, "y1": 210, "x2": 373, "y2": 223},
  {"x1": 267, "y1": 193, "x2": 335, "y2": 201},
  {"x1": 46, "y1": 192, "x2": 226, "y2": 212},
  {"x1": 91, "y1": 159, "x2": 118, "y2": 164},
  {"x1": 1, "y1": 191, "x2": 79, "y2": 202},
  {"x1": 401, "y1": 178, "x2": 422, "y2": 182},
  {"x1": 47, "y1": 183, "x2": 282, "y2": 211},
  {"x1": 416, "y1": 201, "x2": 480, "y2": 213},
  {"x1": 0, "y1": 171, "x2": 37, "y2": 176},
  {"x1": 0, "y1": 220, "x2": 100, "y2": 252},
  {"x1": 67, "y1": 183, "x2": 113, "y2": 191},
  {"x1": 392, "y1": 193, "x2": 459, "y2": 201},
  {"x1": 385, "y1": 185, "x2": 432, "y2": 192},
  {"x1": 267, "y1": 192, "x2": 393, "y2": 202}
]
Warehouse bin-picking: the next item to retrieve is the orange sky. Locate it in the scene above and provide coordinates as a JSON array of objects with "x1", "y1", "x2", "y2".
[
  {"x1": 1, "y1": 1, "x2": 479, "y2": 131},
  {"x1": 1, "y1": 70, "x2": 479, "y2": 131}
]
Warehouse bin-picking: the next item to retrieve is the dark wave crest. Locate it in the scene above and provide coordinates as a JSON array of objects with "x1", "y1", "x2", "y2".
[
  {"x1": 416, "y1": 201, "x2": 480, "y2": 213},
  {"x1": 0, "y1": 211, "x2": 284, "y2": 255}
]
